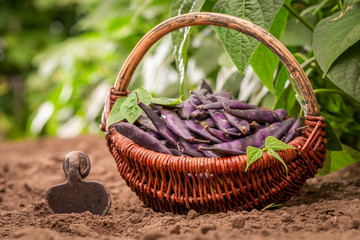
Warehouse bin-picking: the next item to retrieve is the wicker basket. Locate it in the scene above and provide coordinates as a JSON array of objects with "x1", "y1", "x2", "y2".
[{"x1": 100, "y1": 12, "x2": 326, "y2": 213}]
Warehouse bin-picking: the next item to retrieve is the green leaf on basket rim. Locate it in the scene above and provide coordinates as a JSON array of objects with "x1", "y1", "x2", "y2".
[
  {"x1": 107, "y1": 97, "x2": 126, "y2": 127},
  {"x1": 108, "y1": 88, "x2": 183, "y2": 127},
  {"x1": 265, "y1": 136, "x2": 296, "y2": 151},
  {"x1": 151, "y1": 96, "x2": 182, "y2": 106},
  {"x1": 267, "y1": 148, "x2": 288, "y2": 177},
  {"x1": 245, "y1": 146, "x2": 263, "y2": 172},
  {"x1": 246, "y1": 136, "x2": 294, "y2": 174},
  {"x1": 120, "y1": 88, "x2": 152, "y2": 124}
]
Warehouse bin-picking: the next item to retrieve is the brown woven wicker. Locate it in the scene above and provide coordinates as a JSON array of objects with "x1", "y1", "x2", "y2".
[{"x1": 101, "y1": 12, "x2": 326, "y2": 213}]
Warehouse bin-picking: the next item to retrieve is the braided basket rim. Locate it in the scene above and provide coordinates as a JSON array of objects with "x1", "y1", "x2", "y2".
[{"x1": 107, "y1": 125, "x2": 299, "y2": 173}]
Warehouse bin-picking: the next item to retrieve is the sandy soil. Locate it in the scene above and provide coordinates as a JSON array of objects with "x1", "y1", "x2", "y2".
[{"x1": 0, "y1": 135, "x2": 359, "y2": 240}]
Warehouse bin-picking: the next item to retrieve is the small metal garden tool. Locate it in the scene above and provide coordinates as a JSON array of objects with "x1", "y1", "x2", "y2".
[{"x1": 45, "y1": 151, "x2": 111, "y2": 216}]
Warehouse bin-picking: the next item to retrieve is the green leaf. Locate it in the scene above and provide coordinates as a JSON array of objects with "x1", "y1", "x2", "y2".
[
  {"x1": 343, "y1": 144, "x2": 360, "y2": 160},
  {"x1": 343, "y1": 0, "x2": 360, "y2": 9},
  {"x1": 245, "y1": 146, "x2": 263, "y2": 172},
  {"x1": 267, "y1": 148, "x2": 288, "y2": 176},
  {"x1": 326, "y1": 41, "x2": 360, "y2": 103},
  {"x1": 274, "y1": 84, "x2": 300, "y2": 118},
  {"x1": 301, "y1": 0, "x2": 331, "y2": 16},
  {"x1": 313, "y1": 4, "x2": 360, "y2": 76},
  {"x1": 330, "y1": 150, "x2": 357, "y2": 172},
  {"x1": 321, "y1": 113, "x2": 343, "y2": 151},
  {"x1": 213, "y1": 0, "x2": 284, "y2": 73},
  {"x1": 261, "y1": 203, "x2": 283, "y2": 211},
  {"x1": 250, "y1": 0, "x2": 290, "y2": 93},
  {"x1": 151, "y1": 97, "x2": 182, "y2": 106},
  {"x1": 170, "y1": 0, "x2": 206, "y2": 98},
  {"x1": 319, "y1": 151, "x2": 331, "y2": 175},
  {"x1": 121, "y1": 88, "x2": 152, "y2": 124},
  {"x1": 274, "y1": 84, "x2": 293, "y2": 108},
  {"x1": 265, "y1": 136, "x2": 296, "y2": 151},
  {"x1": 280, "y1": 15, "x2": 314, "y2": 47},
  {"x1": 275, "y1": 66, "x2": 288, "y2": 98},
  {"x1": 319, "y1": 146, "x2": 358, "y2": 175},
  {"x1": 107, "y1": 97, "x2": 126, "y2": 127}
]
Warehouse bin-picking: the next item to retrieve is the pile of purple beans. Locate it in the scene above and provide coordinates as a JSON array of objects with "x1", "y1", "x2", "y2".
[{"x1": 113, "y1": 80, "x2": 302, "y2": 157}]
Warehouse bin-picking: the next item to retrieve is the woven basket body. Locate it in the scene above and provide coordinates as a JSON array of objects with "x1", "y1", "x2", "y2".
[{"x1": 101, "y1": 13, "x2": 327, "y2": 213}]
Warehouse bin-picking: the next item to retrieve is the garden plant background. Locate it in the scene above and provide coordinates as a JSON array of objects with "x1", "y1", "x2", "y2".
[{"x1": 1, "y1": 0, "x2": 360, "y2": 174}]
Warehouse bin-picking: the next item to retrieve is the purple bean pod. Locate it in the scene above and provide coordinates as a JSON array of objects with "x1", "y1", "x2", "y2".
[
  {"x1": 210, "y1": 122, "x2": 281, "y2": 153},
  {"x1": 208, "y1": 90, "x2": 232, "y2": 101},
  {"x1": 258, "y1": 118, "x2": 294, "y2": 148},
  {"x1": 177, "y1": 139, "x2": 204, "y2": 157},
  {"x1": 177, "y1": 95, "x2": 200, "y2": 119},
  {"x1": 274, "y1": 109, "x2": 288, "y2": 120},
  {"x1": 136, "y1": 112, "x2": 159, "y2": 133},
  {"x1": 198, "y1": 100, "x2": 258, "y2": 110},
  {"x1": 282, "y1": 116, "x2": 302, "y2": 143},
  {"x1": 200, "y1": 79, "x2": 214, "y2": 94},
  {"x1": 223, "y1": 127, "x2": 241, "y2": 136},
  {"x1": 227, "y1": 109, "x2": 281, "y2": 123},
  {"x1": 190, "y1": 109, "x2": 208, "y2": 120},
  {"x1": 190, "y1": 89, "x2": 212, "y2": 104},
  {"x1": 209, "y1": 110, "x2": 231, "y2": 132},
  {"x1": 223, "y1": 111, "x2": 250, "y2": 134},
  {"x1": 113, "y1": 122, "x2": 172, "y2": 155},
  {"x1": 198, "y1": 118, "x2": 216, "y2": 128},
  {"x1": 169, "y1": 148, "x2": 183, "y2": 156},
  {"x1": 137, "y1": 99, "x2": 179, "y2": 147},
  {"x1": 184, "y1": 120, "x2": 222, "y2": 144},
  {"x1": 194, "y1": 144, "x2": 219, "y2": 158},
  {"x1": 198, "y1": 145, "x2": 245, "y2": 156},
  {"x1": 145, "y1": 129, "x2": 162, "y2": 139},
  {"x1": 161, "y1": 109, "x2": 207, "y2": 143},
  {"x1": 207, "y1": 127, "x2": 234, "y2": 142}
]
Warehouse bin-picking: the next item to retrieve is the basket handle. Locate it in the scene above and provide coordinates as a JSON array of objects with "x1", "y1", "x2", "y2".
[{"x1": 113, "y1": 12, "x2": 319, "y2": 116}]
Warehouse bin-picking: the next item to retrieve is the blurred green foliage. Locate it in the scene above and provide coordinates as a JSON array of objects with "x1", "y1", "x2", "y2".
[
  {"x1": 0, "y1": 0, "x2": 359, "y2": 173},
  {"x1": 0, "y1": 0, "x2": 173, "y2": 138}
]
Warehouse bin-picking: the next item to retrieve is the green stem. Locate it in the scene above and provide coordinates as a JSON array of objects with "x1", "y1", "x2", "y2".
[
  {"x1": 314, "y1": 89, "x2": 360, "y2": 110},
  {"x1": 300, "y1": 107, "x2": 304, "y2": 117},
  {"x1": 314, "y1": 89, "x2": 352, "y2": 101},
  {"x1": 285, "y1": 70, "x2": 307, "y2": 113},
  {"x1": 336, "y1": 0, "x2": 343, "y2": 9},
  {"x1": 273, "y1": 63, "x2": 282, "y2": 91},
  {"x1": 283, "y1": 2, "x2": 315, "y2": 31}
]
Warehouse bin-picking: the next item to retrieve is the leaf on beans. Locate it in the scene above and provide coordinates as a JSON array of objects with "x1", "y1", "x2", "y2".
[
  {"x1": 108, "y1": 97, "x2": 126, "y2": 127},
  {"x1": 151, "y1": 96, "x2": 182, "y2": 106},
  {"x1": 265, "y1": 136, "x2": 296, "y2": 151},
  {"x1": 245, "y1": 146, "x2": 263, "y2": 172},
  {"x1": 121, "y1": 88, "x2": 152, "y2": 124}
]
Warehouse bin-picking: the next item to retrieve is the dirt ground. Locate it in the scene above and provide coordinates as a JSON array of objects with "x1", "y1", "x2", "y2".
[{"x1": 0, "y1": 135, "x2": 359, "y2": 240}]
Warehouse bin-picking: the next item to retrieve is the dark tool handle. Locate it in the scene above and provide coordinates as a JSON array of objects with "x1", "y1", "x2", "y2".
[
  {"x1": 112, "y1": 12, "x2": 319, "y2": 116},
  {"x1": 63, "y1": 151, "x2": 91, "y2": 179}
]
